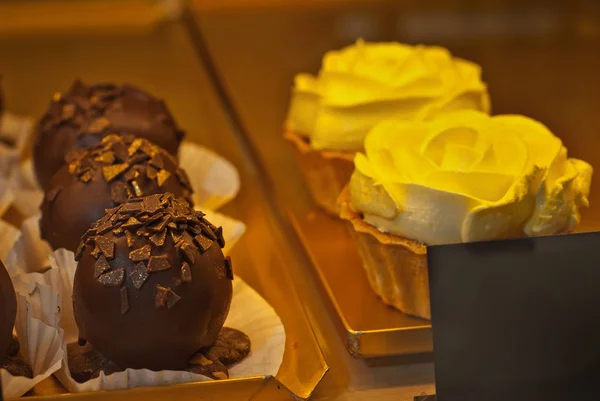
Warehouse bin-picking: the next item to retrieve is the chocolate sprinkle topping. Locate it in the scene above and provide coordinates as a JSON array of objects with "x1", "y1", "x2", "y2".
[{"x1": 81, "y1": 194, "x2": 229, "y2": 315}]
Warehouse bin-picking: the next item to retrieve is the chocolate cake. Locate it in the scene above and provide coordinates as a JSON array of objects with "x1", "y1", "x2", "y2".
[
  {"x1": 40, "y1": 134, "x2": 193, "y2": 252},
  {"x1": 0, "y1": 260, "x2": 16, "y2": 359},
  {"x1": 33, "y1": 80, "x2": 185, "y2": 190},
  {"x1": 0, "y1": 260, "x2": 33, "y2": 378},
  {"x1": 72, "y1": 194, "x2": 244, "y2": 374}
]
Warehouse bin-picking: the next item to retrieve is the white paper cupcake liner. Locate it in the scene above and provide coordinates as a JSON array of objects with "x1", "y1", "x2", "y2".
[
  {"x1": 0, "y1": 219, "x2": 63, "y2": 398},
  {"x1": 179, "y1": 141, "x2": 240, "y2": 210},
  {"x1": 0, "y1": 112, "x2": 33, "y2": 173},
  {"x1": 6, "y1": 141, "x2": 240, "y2": 220}
]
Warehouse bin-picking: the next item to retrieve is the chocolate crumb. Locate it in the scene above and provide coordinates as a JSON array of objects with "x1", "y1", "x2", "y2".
[
  {"x1": 125, "y1": 230, "x2": 136, "y2": 248},
  {"x1": 166, "y1": 289, "x2": 181, "y2": 308}
]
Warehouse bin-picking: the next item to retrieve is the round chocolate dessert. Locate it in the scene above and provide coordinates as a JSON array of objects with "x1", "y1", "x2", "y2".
[
  {"x1": 73, "y1": 193, "x2": 233, "y2": 371},
  {"x1": 0, "y1": 259, "x2": 17, "y2": 360},
  {"x1": 33, "y1": 80, "x2": 185, "y2": 190},
  {"x1": 40, "y1": 134, "x2": 193, "y2": 253}
]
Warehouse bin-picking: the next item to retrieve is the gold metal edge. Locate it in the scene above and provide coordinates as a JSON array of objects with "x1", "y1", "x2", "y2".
[
  {"x1": 289, "y1": 211, "x2": 433, "y2": 359},
  {"x1": 21, "y1": 376, "x2": 269, "y2": 400}
]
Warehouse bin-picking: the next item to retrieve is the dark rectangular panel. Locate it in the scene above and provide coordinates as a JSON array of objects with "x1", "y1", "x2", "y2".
[{"x1": 428, "y1": 233, "x2": 600, "y2": 401}]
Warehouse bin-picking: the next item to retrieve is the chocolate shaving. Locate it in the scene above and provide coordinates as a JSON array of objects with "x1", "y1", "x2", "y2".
[
  {"x1": 224, "y1": 257, "x2": 234, "y2": 280},
  {"x1": 91, "y1": 246, "x2": 101, "y2": 258},
  {"x1": 121, "y1": 201, "x2": 143, "y2": 215},
  {"x1": 94, "y1": 236, "x2": 115, "y2": 259},
  {"x1": 94, "y1": 152, "x2": 115, "y2": 164},
  {"x1": 194, "y1": 235, "x2": 213, "y2": 253},
  {"x1": 123, "y1": 168, "x2": 139, "y2": 182},
  {"x1": 170, "y1": 229, "x2": 183, "y2": 245},
  {"x1": 125, "y1": 230, "x2": 136, "y2": 248},
  {"x1": 131, "y1": 180, "x2": 143, "y2": 197},
  {"x1": 215, "y1": 227, "x2": 225, "y2": 249},
  {"x1": 94, "y1": 255, "x2": 111, "y2": 278},
  {"x1": 156, "y1": 169, "x2": 171, "y2": 187},
  {"x1": 80, "y1": 170, "x2": 93, "y2": 183},
  {"x1": 150, "y1": 230, "x2": 167, "y2": 247},
  {"x1": 128, "y1": 138, "x2": 143, "y2": 156},
  {"x1": 180, "y1": 242, "x2": 197, "y2": 264},
  {"x1": 146, "y1": 165, "x2": 158, "y2": 180},
  {"x1": 142, "y1": 194, "x2": 162, "y2": 214},
  {"x1": 112, "y1": 227, "x2": 124, "y2": 236},
  {"x1": 129, "y1": 245, "x2": 151, "y2": 262},
  {"x1": 200, "y1": 223, "x2": 218, "y2": 241},
  {"x1": 166, "y1": 290, "x2": 181, "y2": 308},
  {"x1": 129, "y1": 262, "x2": 149, "y2": 290},
  {"x1": 155, "y1": 285, "x2": 169, "y2": 308},
  {"x1": 122, "y1": 217, "x2": 142, "y2": 229},
  {"x1": 110, "y1": 181, "x2": 128, "y2": 204},
  {"x1": 149, "y1": 154, "x2": 164, "y2": 169},
  {"x1": 112, "y1": 141, "x2": 129, "y2": 162},
  {"x1": 98, "y1": 268, "x2": 124, "y2": 287},
  {"x1": 147, "y1": 255, "x2": 171, "y2": 272},
  {"x1": 87, "y1": 117, "x2": 110, "y2": 134},
  {"x1": 181, "y1": 262, "x2": 192, "y2": 283},
  {"x1": 102, "y1": 163, "x2": 129, "y2": 183},
  {"x1": 120, "y1": 287, "x2": 129, "y2": 315},
  {"x1": 61, "y1": 103, "x2": 76, "y2": 120}
]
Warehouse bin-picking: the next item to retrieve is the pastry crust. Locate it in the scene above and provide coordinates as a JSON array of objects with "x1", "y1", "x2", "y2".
[
  {"x1": 338, "y1": 186, "x2": 431, "y2": 320},
  {"x1": 284, "y1": 130, "x2": 354, "y2": 216}
]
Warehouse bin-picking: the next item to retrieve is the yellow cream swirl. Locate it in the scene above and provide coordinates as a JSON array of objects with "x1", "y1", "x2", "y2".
[
  {"x1": 350, "y1": 111, "x2": 593, "y2": 245},
  {"x1": 286, "y1": 39, "x2": 490, "y2": 151}
]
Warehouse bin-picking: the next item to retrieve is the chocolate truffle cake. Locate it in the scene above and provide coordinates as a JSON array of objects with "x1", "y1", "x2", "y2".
[
  {"x1": 40, "y1": 134, "x2": 193, "y2": 252},
  {"x1": 72, "y1": 194, "x2": 247, "y2": 377},
  {"x1": 0, "y1": 260, "x2": 33, "y2": 378},
  {"x1": 0, "y1": 260, "x2": 16, "y2": 360},
  {"x1": 34, "y1": 80, "x2": 185, "y2": 190}
]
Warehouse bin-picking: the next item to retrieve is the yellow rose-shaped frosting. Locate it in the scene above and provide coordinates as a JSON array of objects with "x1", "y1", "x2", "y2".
[
  {"x1": 286, "y1": 39, "x2": 490, "y2": 151},
  {"x1": 350, "y1": 110, "x2": 593, "y2": 245}
]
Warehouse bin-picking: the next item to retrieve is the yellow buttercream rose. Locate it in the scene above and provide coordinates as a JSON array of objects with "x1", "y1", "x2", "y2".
[
  {"x1": 286, "y1": 39, "x2": 490, "y2": 151},
  {"x1": 350, "y1": 110, "x2": 592, "y2": 245}
]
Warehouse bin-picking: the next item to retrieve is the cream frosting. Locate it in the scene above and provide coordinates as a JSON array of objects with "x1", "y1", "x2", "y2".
[
  {"x1": 286, "y1": 39, "x2": 490, "y2": 151},
  {"x1": 349, "y1": 111, "x2": 593, "y2": 245}
]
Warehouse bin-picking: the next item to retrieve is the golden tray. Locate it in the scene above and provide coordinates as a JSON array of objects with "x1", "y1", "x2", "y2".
[{"x1": 288, "y1": 207, "x2": 432, "y2": 359}]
